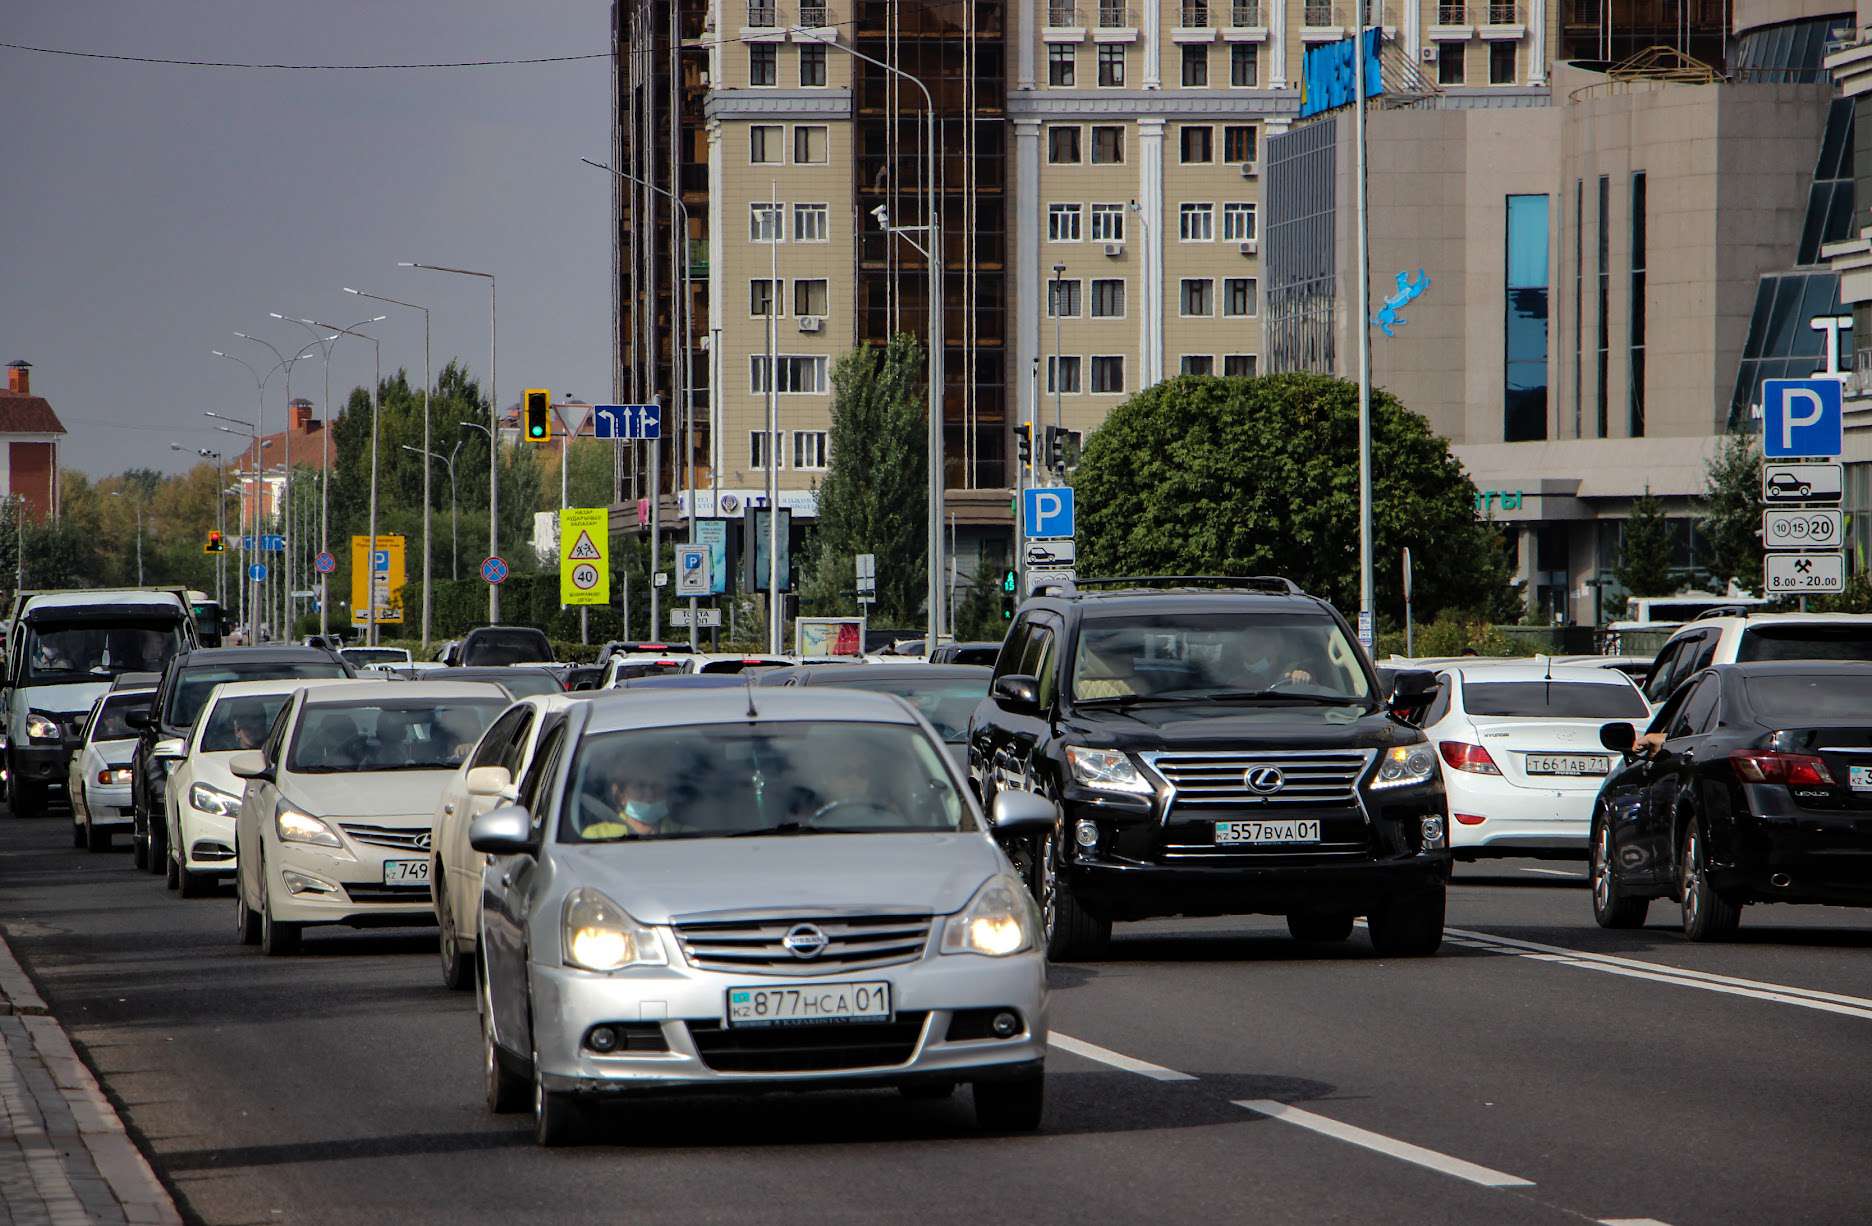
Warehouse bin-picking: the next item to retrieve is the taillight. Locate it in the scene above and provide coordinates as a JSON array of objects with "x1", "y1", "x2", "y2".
[
  {"x1": 1438, "y1": 741, "x2": 1502, "y2": 776},
  {"x1": 1730, "y1": 750, "x2": 1834, "y2": 787}
]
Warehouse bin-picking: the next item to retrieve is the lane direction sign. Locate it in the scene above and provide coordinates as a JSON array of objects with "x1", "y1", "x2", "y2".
[
  {"x1": 1765, "y1": 552, "x2": 1845, "y2": 595},
  {"x1": 248, "y1": 563, "x2": 267, "y2": 582},
  {"x1": 1762, "y1": 509, "x2": 1843, "y2": 551},
  {"x1": 594, "y1": 404, "x2": 662, "y2": 440}
]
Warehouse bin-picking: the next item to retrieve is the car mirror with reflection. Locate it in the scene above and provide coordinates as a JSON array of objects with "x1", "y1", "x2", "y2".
[
  {"x1": 990, "y1": 790, "x2": 1057, "y2": 836},
  {"x1": 469, "y1": 803, "x2": 535, "y2": 855},
  {"x1": 1599, "y1": 721, "x2": 1638, "y2": 756},
  {"x1": 228, "y1": 749, "x2": 271, "y2": 780}
]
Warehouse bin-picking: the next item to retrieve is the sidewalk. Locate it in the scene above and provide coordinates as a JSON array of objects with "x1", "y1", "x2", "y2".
[{"x1": 0, "y1": 927, "x2": 182, "y2": 1226}]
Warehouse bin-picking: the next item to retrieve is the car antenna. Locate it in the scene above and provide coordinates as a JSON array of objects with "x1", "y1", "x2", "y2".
[{"x1": 744, "y1": 675, "x2": 759, "y2": 719}]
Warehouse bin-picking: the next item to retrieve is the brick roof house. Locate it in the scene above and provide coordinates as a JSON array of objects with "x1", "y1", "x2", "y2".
[{"x1": 0, "y1": 362, "x2": 67, "y2": 522}]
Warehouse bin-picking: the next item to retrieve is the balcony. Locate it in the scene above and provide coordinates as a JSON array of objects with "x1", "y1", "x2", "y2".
[
  {"x1": 1229, "y1": 0, "x2": 1263, "y2": 25},
  {"x1": 1302, "y1": 1, "x2": 1338, "y2": 25},
  {"x1": 746, "y1": 1, "x2": 777, "y2": 27},
  {"x1": 1436, "y1": 1, "x2": 1465, "y2": 23},
  {"x1": 1181, "y1": 0, "x2": 1212, "y2": 25},
  {"x1": 1048, "y1": 1, "x2": 1082, "y2": 27},
  {"x1": 1480, "y1": 0, "x2": 1525, "y2": 35},
  {"x1": 1097, "y1": 2, "x2": 1135, "y2": 28},
  {"x1": 799, "y1": 1, "x2": 829, "y2": 25}
]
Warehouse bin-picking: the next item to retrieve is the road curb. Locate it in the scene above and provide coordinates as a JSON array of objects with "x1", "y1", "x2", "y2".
[{"x1": 0, "y1": 921, "x2": 48, "y2": 1015}]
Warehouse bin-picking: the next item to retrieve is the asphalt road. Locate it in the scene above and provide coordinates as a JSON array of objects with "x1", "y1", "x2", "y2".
[{"x1": 5, "y1": 814, "x2": 1871, "y2": 1226}]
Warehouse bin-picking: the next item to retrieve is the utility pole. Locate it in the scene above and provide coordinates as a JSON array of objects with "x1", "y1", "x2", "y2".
[{"x1": 1353, "y1": 4, "x2": 1375, "y2": 651}]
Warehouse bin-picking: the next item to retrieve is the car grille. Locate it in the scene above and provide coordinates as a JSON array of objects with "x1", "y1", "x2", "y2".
[
  {"x1": 685, "y1": 1013, "x2": 929, "y2": 1073},
  {"x1": 1143, "y1": 749, "x2": 1373, "y2": 811},
  {"x1": 339, "y1": 822, "x2": 432, "y2": 852},
  {"x1": 672, "y1": 913, "x2": 933, "y2": 975},
  {"x1": 341, "y1": 882, "x2": 430, "y2": 904}
]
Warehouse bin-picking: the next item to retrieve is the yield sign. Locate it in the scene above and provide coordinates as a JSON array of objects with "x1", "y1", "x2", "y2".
[{"x1": 566, "y1": 529, "x2": 602, "y2": 561}]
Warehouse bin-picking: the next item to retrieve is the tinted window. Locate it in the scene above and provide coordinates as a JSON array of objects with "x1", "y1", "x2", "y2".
[
  {"x1": 1464, "y1": 681, "x2": 1649, "y2": 719},
  {"x1": 343, "y1": 648, "x2": 407, "y2": 666},
  {"x1": 811, "y1": 675, "x2": 990, "y2": 741},
  {"x1": 1737, "y1": 624, "x2": 1872, "y2": 663},
  {"x1": 165, "y1": 662, "x2": 349, "y2": 729},
  {"x1": 1744, "y1": 673, "x2": 1872, "y2": 724},
  {"x1": 1070, "y1": 612, "x2": 1371, "y2": 704},
  {"x1": 612, "y1": 661, "x2": 687, "y2": 681},
  {"x1": 1644, "y1": 639, "x2": 1688, "y2": 704},
  {"x1": 287, "y1": 699, "x2": 505, "y2": 772},
  {"x1": 490, "y1": 671, "x2": 564, "y2": 698},
  {"x1": 471, "y1": 706, "x2": 531, "y2": 769},
  {"x1": 1671, "y1": 675, "x2": 1719, "y2": 737},
  {"x1": 461, "y1": 629, "x2": 553, "y2": 666},
  {"x1": 200, "y1": 694, "x2": 293, "y2": 752},
  {"x1": 696, "y1": 659, "x2": 789, "y2": 675},
  {"x1": 92, "y1": 695, "x2": 149, "y2": 742}
]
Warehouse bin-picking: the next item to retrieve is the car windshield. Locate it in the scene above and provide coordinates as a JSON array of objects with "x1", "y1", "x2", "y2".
[
  {"x1": 165, "y1": 662, "x2": 349, "y2": 729},
  {"x1": 1070, "y1": 612, "x2": 1373, "y2": 705},
  {"x1": 199, "y1": 693, "x2": 292, "y2": 752},
  {"x1": 342, "y1": 648, "x2": 406, "y2": 665},
  {"x1": 286, "y1": 699, "x2": 505, "y2": 772},
  {"x1": 21, "y1": 621, "x2": 181, "y2": 684},
  {"x1": 1743, "y1": 674, "x2": 1872, "y2": 724},
  {"x1": 560, "y1": 721, "x2": 970, "y2": 842},
  {"x1": 697, "y1": 658, "x2": 790, "y2": 674},
  {"x1": 613, "y1": 661, "x2": 687, "y2": 681},
  {"x1": 92, "y1": 695, "x2": 150, "y2": 742},
  {"x1": 480, "y1": 671, "x2": 561, "y2": 699},
  {"x1": 814, "y1": 677, "x2": 987, "y2": 742},
  {"x1": 1463, "y1": 681, "x2": 1649, "y2": 718},
  {"x1": 1737, "y1": 624, "x2": 1872, "y2": 663},
  {"x1": 462, "y1": 631, "x2": 551, "y2": 665}
]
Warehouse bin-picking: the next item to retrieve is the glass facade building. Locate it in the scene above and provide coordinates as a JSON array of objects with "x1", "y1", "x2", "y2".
[{"x1": 1504, "y1": 193, "x2": 1550, "y2": 441}]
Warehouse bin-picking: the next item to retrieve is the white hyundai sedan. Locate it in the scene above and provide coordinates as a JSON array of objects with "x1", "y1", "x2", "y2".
[
  {"x1": 1419, "y1": 662, "x2": 1652, "y2": 861},
  {"x1": 230, "y1": 680, "x2": 509, "y2": 954}
]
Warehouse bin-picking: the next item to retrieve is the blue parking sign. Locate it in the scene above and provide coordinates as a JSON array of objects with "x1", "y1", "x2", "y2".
[
  {"x1": 1022, "y1": 486, "x2": 1075, "y2": 539},
  {"x1": 1762, "y1": 379, "x2": 1843, "y2": 459}
]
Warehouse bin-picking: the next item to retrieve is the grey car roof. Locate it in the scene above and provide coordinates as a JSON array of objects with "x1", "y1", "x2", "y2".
[
  {"x1": 578, "y1": 685, "x2": 918, "y2": 735},
  {"x1": 300, "y1": 679, "x2": 510, "y2": 705}
]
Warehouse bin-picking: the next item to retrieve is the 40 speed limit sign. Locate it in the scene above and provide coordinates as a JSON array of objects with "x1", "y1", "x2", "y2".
[{"x1": 1761, "y1": 509, "x2": 1843, "y2": 550}]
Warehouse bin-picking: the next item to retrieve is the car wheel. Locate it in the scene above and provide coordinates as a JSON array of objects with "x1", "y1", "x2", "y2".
[
  {"x1": 1590, "y1": 817, "x2": 1648, "y2": 929},
  {"x1": 131, "y1": 816, "x2": 149, "y2": 868},
  {"x1": 178, "y1": 862, "x2": 210, "y2": 899},
  {"x1": 12, "y1": 781, "x2": 45, "y2": 820},
  {"x1": 85, "y1": 818, "x2": 110, "y2": 853},
  {"x1": 1287, "y1": 911, "x2": 1355, "y2": 943},
  {"x1": 146, "y1": 825, "x2": 167, "y2": 876},
  {"x1": 532, "y1": 1057, "x2": 593, "y2": 1147},
  {"x1": 1680, "y1": 821, "x2": 1741, "y2": 942},
  {"x1": 1367, "y1": 886, "x2": 1446, "y2": 957},
  {"x1": 236, "y1": 880, "x2": 261, "y2": 945},
  {"x1": 973, "y1": 1073, "x2": 1045, "y2": 1132},
  {"x1": 71, "y1": 819, "x2": 86, "y2": 849},
  {"x1": 164, "y1": 847, "x2": 180, "y2": 891},
  {"x1": 436, "y1": 869, "x2": 475, "y2": 992},
  {"x1": 482, "y1": 993, "x2": 529, "y2": 1114},
  {"x1": 1037, "y1": 827, "x2": 1110, "y2": 961},
  {"x1": 259, "y1": 863, "x2": 302, "y2": 956}
]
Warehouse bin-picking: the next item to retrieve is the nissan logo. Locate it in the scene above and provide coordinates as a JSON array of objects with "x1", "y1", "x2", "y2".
[
  {"x1": 1244, "y1": 766, "x2": 1286, "y2": 795},
  {"x1": 781, "y1": 923, "x2": 829, "y2": 959}
]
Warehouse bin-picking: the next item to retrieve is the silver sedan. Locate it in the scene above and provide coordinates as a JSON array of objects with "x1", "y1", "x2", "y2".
[{"x1": 470, "y1": 686, "x2": 1056, "y2": 1146}]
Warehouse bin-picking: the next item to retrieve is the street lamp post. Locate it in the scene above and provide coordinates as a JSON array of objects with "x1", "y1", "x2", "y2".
[
  {"x1": 205, "y1": 411, "x2": 260, "y2": 639},
  {"x1": 171, "y1": 445, "x2": 227, "y2": 605},
  {"x1": 401, "y1": 262, "x2": 499, "y2": 624},
  {"x1": 232, "y1": 334, "x2": 318, "y2": 636},
  {"x1": 109, "y1": 491, "x2": 143, "y2": 585},
  {"x1": 348, "y1": 287, "x2": 434, "y2": 651},
  {"x1": 403, "y1": 443, "x2": 461, "y2": 582},
  {"x1": 304, "y1": 319, "x2": 382, "y2": 645}
]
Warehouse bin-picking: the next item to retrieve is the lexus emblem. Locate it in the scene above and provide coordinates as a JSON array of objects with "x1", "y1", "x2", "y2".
[
  {"x1": 781, "y1": 923, "x2": 829, "y2": 959},
  {"x1": 1244, "y1": 766, "x2": 1286, "y2": 795}
]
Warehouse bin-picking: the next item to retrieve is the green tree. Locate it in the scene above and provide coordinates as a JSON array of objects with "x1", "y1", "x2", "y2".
[
  {"x1": 1074, "y1": 373, "x2": 1517, "y2": 623},
  {"x1": 1613, "y1": 487, "x2": 1678, "y2": 608},
  {"x1": 952, "y1": 568, "x2": 1012, "y2": 642},
  {"x1": 801, "y1": 335, "x2": 928, "y2": 624},
  {"x1": 1700, "y1": 427, "x2": 1759, "y2": 595}
]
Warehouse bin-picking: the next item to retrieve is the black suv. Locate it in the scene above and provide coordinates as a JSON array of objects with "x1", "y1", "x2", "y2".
[
  {"x1": 129, "y1": 646, "x2": 353, "y2": 873},
  {"x1": 967, "y1": 577, "x2": 1449, "y2": 959}
]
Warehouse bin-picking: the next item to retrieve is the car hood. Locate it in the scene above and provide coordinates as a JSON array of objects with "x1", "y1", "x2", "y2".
[
  {"x1": 20, "y1": 681, "x2": 110, "y2": 721},
  {"x1": 552, "y1": 833, "x2": 1006, "y2": 924},
  {"x1": 1060, "y1": 703, "x2": 1412, "y2": 751},
  {"x1": 280, "y1": 769, "x2": 457, "y2": 820}
]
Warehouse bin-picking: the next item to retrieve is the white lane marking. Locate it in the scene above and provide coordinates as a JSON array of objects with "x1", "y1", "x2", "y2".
[
  {"x1": 1520, "y1": 867, "x2": 1579, "y2": 877},
  {"x1": 1447, "y1": 926, "x2": 1872, "y2": 1021},
  {"x1": 1048, "y1": 1032, "x2": 1197, "y2": 1081},
  {"x1": 1600, "y1": 1219, "x2": 1675, "y2": 1225},
  {"x1": 1236, "y1": 1100, "x2": 1536, "y2": 1189}
]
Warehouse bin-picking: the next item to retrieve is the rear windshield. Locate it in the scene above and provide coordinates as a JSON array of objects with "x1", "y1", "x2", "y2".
[
  {"x1": 462, "y1": 630, "x2": 552, "y2": 665},
  {"x1": 697, "y1": 659, "x2": 790, "y2": 675},
  {"x1": 342, "y1": 648, "x2": 407, "y2": 666},
  {"x1": 92, "y1": 695, "x2": 150, "y2": 742},
  {"x1": 287, "y1": 699, "x2": 506, "y2": 772},
  {"x1": 1464, "y1": 681, "x2": 1649, "y2": 718},
  {"x1": 1737, "y1": 625, "x2": 1872, "y2": 663},
  {"x1": 199, "y1": 693, "x2": 293, "y2": 752},
  {"x1": 1743, "y1": 675, "x2": 1872, "y2": 725},
  {"x1": 812, "y1": 676, "x2": 988, "y2": 742},
  {"x1": 613, "y1": 661, "x2": 687, "y2": 681},
  {"x1": 165, "y1": 662, "x2": 348, "y2": 729}
]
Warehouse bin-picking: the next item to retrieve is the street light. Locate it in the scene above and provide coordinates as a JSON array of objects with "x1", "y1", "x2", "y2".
[
  {"x1": 301, "y1": 318, "x2": 383, "y2": 645},
  {"x1": 348, "y1": 287, "x2": 435, "y2": 651},
  {"x1": 402, "y1": 442, "x2": 461, "y2": 582},
  {"x1": 171, "y1": 444, "x2": 227, "y2": 605},
  {"x1": 232, "y1": 333, "x2": 319, "y2": 636},
  {"x1": 205, "y1": 409, "x2": 261, "y2": 639},
  {"x1": 400, "y1": 261, "x2": 499, "y2": 623}
]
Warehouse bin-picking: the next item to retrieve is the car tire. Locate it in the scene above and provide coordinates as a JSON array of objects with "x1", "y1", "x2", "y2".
[
  {"x1": 146, "y1": 826, "x2": 167, "y2": 876},
  {"x1": 1038, "y1": 829, "x2": 1110, "y2": 961},
  {"x1": 532, "y1": 1060, "x2": 593, "y2": 1147},
  {"x1": 131, "y1": 819, "x2": 149, "y2": 868},
  {"x1": 973, "y1": 1073, "x2": 1045, "y2": 1132},
  {"x1": 483, "y1": 1006, "x2": 529, "y2": 1115},
  {"x1": 71, "y1": 820, "x2": 86, "y2": 849},
  {"x1": 164, "y1": 848, "x2": 180, "y2": 891},
  {"x1": 85, "y1": 819, "x2": 110, "y2": 853},
  {"x1": 1680, "y1": 821, "x2": 1741, "y2": 942},
  {"x1": 1367, "y1": 887, "x2": 1446, "y2": 957},
  {"x1": 1590, "y1": 817, "x2": 1648, "y2": 929},
  {"x1": 12, "y1": 781, "x2": 45, "y2": 820},
  {"x1": 436, "y1": 869, "x2": 475, "y2": 992},
  {"x1": 259, "y1": 866, "x2": 302, "y2": 956},
  {"x1": 178, "y1": 863, "x2": 210, "y2": 899},
  {"x1": 1287, "y1": 911, "x2": 1355, "y2": 943},
  {"x1": 236, "y1": 875, "x2": 262, "y2": 945}
]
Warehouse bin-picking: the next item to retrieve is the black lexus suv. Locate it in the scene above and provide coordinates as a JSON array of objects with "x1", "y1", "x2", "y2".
[{"x1": 967, "y1": 577, "x2": 1450, "y2": 960}]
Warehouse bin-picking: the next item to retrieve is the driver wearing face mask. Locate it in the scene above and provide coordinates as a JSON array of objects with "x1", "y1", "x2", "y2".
[{"x1": 581, "y1": 773, "x2": 672, "y2": 840}]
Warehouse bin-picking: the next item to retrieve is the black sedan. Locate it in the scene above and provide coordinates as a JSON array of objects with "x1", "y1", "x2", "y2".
[{"x1": 1592, "y1": 662, "x2": 1872, "y2": 940}]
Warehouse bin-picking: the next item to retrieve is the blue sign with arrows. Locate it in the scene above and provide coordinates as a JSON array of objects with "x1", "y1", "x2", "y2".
[{"x1": 594, "y1": 404, "x2": 662, "y2": 440}]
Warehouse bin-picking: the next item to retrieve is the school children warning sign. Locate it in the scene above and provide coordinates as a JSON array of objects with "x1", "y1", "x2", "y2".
[{"x1": 558, "y1": 508, "x2": 609, "y2": 607}]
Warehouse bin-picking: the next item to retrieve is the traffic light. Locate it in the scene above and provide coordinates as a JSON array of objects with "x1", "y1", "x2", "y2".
[
  {"x1": 1000, "y1": 569, "x2": 1017, "y2": 619},
  {"x1": 204, "y1": 530, "x2": 225, "y2": 554},
  {"x1": 1016, "y1": 421, "x2": 1032, "y2": 468},
  {"x1": 1047, "y1": 426, "x2": 1065, "y2": 472},
  {"x1": 523, "y1": 388, "x2": 552, "y2": 444}
]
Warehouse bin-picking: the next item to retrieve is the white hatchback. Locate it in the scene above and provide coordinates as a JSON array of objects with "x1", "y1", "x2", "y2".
[{"x1": 1419, "y1": 663, "x2": 1651, "y2": 860}]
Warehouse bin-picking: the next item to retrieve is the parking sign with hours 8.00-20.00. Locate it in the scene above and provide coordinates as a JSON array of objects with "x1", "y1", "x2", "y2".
[{"x1": 1766, "y1": 552, "x2": 1845, "y2": 594}]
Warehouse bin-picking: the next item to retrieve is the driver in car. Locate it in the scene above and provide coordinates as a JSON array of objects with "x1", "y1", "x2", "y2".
[
  {"x1": 229, "y1": 706, "x2": 269, "y2": 750},
  {"x1": 580, "y1": 770, "x2": 672, "y2": 840}
]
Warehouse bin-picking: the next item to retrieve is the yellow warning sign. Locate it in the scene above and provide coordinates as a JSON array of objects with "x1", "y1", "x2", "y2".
[{"x1": 559, "y1": 507, "x2": 609, "y2": 607}]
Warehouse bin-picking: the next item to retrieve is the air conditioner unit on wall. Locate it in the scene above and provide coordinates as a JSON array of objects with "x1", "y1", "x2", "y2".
[
  {"x1": 798, "y1": 315, "x2": 824, "y2": 333},
  {"x1": 1421, "y1": 45, "x2": 1438, "y2": 62},
  {"x1": 1239, "y1": 239, "x2": 1258, "y2": 255},
  {"x1": 1240, "y1": 161, "x2": 1259, "y2": 177},
  {"x1": 1103, "y1": 242, "x2": 1124, "y2": 257}
]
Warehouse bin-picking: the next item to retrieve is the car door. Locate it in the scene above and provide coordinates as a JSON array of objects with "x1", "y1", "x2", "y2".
[
  {"x1": 1644, "y1": 630, "x2": 1708, "y2": 708},
  {"x1": 482, "y1": 715, "x2": 567, "y2": 1057},
  {"x1": 236, "y1": 693, "x2": 297, "y2": 908},
  {"x1": 69, "y1": 704, "x2": 99, "y2": 822},
  {"x1": 447, "y1": 705, "x2": 536, "y2": 937},
  {"x1": 1631, "y1": 674, "x2": 1718, "y2": 884}
]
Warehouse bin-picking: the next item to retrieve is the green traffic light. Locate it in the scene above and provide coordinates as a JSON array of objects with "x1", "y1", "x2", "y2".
[{"x1": 1002, "y1": 569, "x2": 1016, "y2": 593}]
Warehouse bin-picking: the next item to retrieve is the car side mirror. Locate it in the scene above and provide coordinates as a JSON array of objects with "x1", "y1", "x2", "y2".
[
  {"x1": 991, "y1": 674, "x2": 1040, "y2": 713},
  {"x1": 1388, "y1": 669, "x2": 1438, "y2": 710},
  {"x1": 1599, "y1": 721, "x2": 1638, "y2": 756},
  {"x1": 470, "y1": 803, "x2": 536, "y2": 855},
  {"x1": 465, "y1": 764, "x2": 517, "y2": 801},
  {"x1": 990, "y1": 790, "x2": 1058, "y2": 836},
  {"x1": 125, "y1": 710, "x2": 150, "y2": 730},
  {"x1": 228, "y1": 749, "x2": 271, "y2": 780}
]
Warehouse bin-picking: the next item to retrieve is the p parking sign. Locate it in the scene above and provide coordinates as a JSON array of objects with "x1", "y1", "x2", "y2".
[{"x1": 1762, "y1": 379, "x2": 1843, "y2": 458}]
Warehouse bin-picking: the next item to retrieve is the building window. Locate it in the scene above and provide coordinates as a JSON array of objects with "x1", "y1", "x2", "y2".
[
  {"x1": 1489, "y1": 41, "x2": 1515, "y2": 84},
  {"x1": 1091, "y1": 278, "x2": 1126, "y2": 317},
  {"x1": 1049, "y1": 45, "x2": 1077, "y2": 86},
  {"x1": 1224, "y1": 354, "x2": 1258, "y2": 376},
  {"x1": 751, "y1": 43, "x2": 778, "y2": 86},
  {"x1": 794, "y1": 278, "x2": 828, "y2": 316},
  {"x1": 749, "y1": 430, "x2": 781, "y2": 469},
  {"x1": 1223, "y1": 276, "x2": 1258, "y2": 316},
  {"x1": 1436, "y1": 42, "x2": 1464, "y2": 86},
  {"x1": 1090, "y1": 203, "x2": 1126, "y2": 242},
  {"x1": 1180, "y1": 125, "x2": 1214, "y2": 163},
  {"x1": 794, "y1": 202, "x2": 829, "y2": 242},
  {"x1": 1181, "y1": 355, "x2": 1215, "y2": 375},
  {"x1": 1048, "y1": 203, "x2": 1084, "y2": 242},
  {"x1": 1182, "y1": 45, "x2": 1209, "y2": 87},
  {"x1": 1046, "y1": 355, "x2": 1082, "y2": 394},
  {"x1": 1597, "y1": 175, "x2": 1609, "y2": 437},
  {"x1": 800, "y1": 43, "x2": 827, "y2": 86},
  {"x1": 1222, "y1": 202, "x2": 1257, "y2": 242},
  {"x1": 1230, "y1": 43, "x2": 1260, "y2": 86},
  {"x1": 1098, "y1": 44, "x2": 1126, "y2": 86},
  {"x1": 1091, "y1": 355, "x2": 1126, "y2": 393},
  {"x1": 749, "y1": 278, "x2": 782, "y2": 316},
  {"x1": 1179, "y1": 202, "x2": 1214, "y2": 241},
  {"x1": 1091, "y1": 125, "x2": 1125, "y2": 164},
  {"x1": 794, "y1": 125, "x2": 828, "y2": 164},
  {"x1": 1048, "y1": 126, "x2": 1082, "y2": 164},
  {"x1": 1181, "y1": 278, "x2": 1214, "y2": 316},
  {"x1": 1223, "y1": 125, "x2": 1258, "y2": 164},
  {"x1": 1629, "y1": 171, "x2": 1646, "y2": 438},
  {"x1": 750, "y1": 125, "x2": 783, "y2": 164},
  {"x1": 750, "y1": 201, "x2": 783, "y2": 242},
  {"x1": 1048, "y1": 279, "x2": 1083, "y2": 317},
  {"x1": 1505, "y1": 193, "x2": 1550, "y2": 442},
  {"x1": 751, "y1": 355, "x2": 830, "y2": 394},
  {"x1": 792, "y1": 430, "x2": 828, "y2": 469}
]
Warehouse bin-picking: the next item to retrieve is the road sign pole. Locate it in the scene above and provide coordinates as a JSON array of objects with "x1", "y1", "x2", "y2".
[{"x1": 689, "y1": 595, "x2": 699, "y2": 652}]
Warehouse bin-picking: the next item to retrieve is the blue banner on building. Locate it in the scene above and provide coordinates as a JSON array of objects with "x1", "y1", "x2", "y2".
[{"x1": 1298, "y1": 29, "x2": 1384, "y2": 119}]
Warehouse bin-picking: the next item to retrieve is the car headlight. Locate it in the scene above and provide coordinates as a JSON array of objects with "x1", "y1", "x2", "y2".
[
  {"x1": 562, "y1": 887, "x2": 667, "y2": 972},
  {"x1": 1370, "y1": 742, "x2": 1439, "y2": 791},
  {"x1": 275, "y1": 807, "x2": 341, "y2": 847},
  {"x1": 189, "y1": 783, "x2": 242, "y2": 818},
  {"x1": 941, "y1": 874, "x2": 1041, "y2": 958},
  {"x1": 1064, "y1": 746, "x2": 1154, "y2": 796},
  {"x1": 24, "y1": 713, "x2": 60, "y2": 742}
]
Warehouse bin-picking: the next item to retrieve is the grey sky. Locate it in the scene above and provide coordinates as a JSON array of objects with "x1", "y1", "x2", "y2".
[{"x1": 0, "y1": 0, "x2": 612, "y2": 476}]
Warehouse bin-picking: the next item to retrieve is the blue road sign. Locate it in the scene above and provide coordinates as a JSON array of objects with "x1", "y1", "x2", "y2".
[
  {"x1": 1763, "y1": 378, "x2": 1843, "y2": 459},
  {"x1": 313, "y1": 550, "x2": 337, "y2": 575},
  {"x1": 241, "y1": 535, "x2": 254, "y2": 552},
  {"x1": 1023, "y1": 486, "x2": 1075, "y2": 539},
  {"x1": 261, "y1": 533, "x2": 285, "y2": 553},
  {"x1": 594, "y1": 404, "x2": 662, "y2": 440},
  {"x1": 480, "y1": 555, "x2": 509, "y2": 585},
  {"x1": 372, "y1": 549, "x2": 390, "y2": 573},
  {"x1": 248, "y1": 563, "x2": 268, "y2": 582}
]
